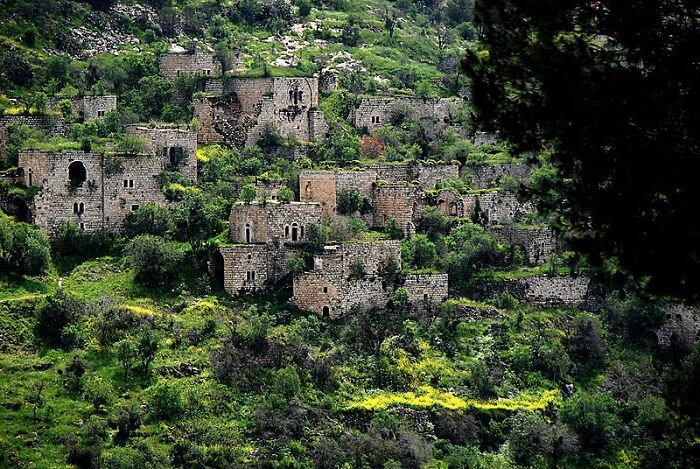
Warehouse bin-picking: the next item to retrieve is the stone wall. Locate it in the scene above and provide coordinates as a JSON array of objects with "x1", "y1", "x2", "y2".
[
  {"x1": 46, "y1": 96, "x2": 117, "y2": 121},
  {"x1": 402, "y1": 273, "x2": 449, "y2": 315},
  {"x1": 159, "y1": 50, "x2": 222, "y2": 80},
  {"x1": 469, "y1": 163, "x2": 532, "y2": 189},
  {"x1": 125, "y1": 124, "x2": 198, "y2": 182},
  {"x1": 291, "y1": 240, "x2": 402, "y2": 317},
  {"x1": 472, "y1": 274, "x2": 591, "y2": 307},
  {"x1": 349, "y1": 97, "x2": 462, "y2": 133},
  {"x1": 489, "y1": 225, "x2": 560, "y2": 265},
  {"x1": 656, "y1": 304, "x2": 700, "y2": 348},
  {"x1": 0, "y1": 115, "x2": 68, "y2": 158},
  {"x1": 194, "y1": 77, "x2": 327, "y2": 147},
  {"x1": 372, "y1": 183, "x2": 420, "y2": 236},
  {"x1": 463, "y1": 190, "x2": 535, "y2": 226},
  {"x1": 228, "y1": 201, "x2": 322, "y2": 245},
  {"x1": 18, "y1": 150, "x2": 167, "y2": 236}
]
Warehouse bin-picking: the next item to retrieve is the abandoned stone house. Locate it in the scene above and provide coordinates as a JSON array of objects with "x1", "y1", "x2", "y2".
[
  {"x1": 16, "y1": 124, "x2": 197, "y2": 236},
  {"x1": 348, "y1": 96, "x2": 462, "y2": 133},
  {"x1": 159, "y1": 45, "x2": 223, "y2": 80},
  {"x1": 193, "y1": 77, "x2": 329, "y2": 147},
  {"x1": 299, "y1": 162, "x2": 461, "y2": 235},
  {"x1": 125, "y1": 124, "x2": 198, "y2": 182},
  {"x1": 290, "y1": 240, "x2": 448, "y2": 318},
  {"x1": 463, "y1": 189, "x2": 536, "y2": 226},
  {"x1": 489, "y1": 224, "x2": 561, "y2": 265},
  {"x1": 46, "y1": 95, "x2": 118, "y2": 121},
  {"x1": 213, "y1": 201, "x2": 323, "y2": 295}
]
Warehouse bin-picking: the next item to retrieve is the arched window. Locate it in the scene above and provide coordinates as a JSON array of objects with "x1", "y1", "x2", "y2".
[
  {"x1": 68, "y1": 161, "x2": 87, "y2": 185},
  {"x1": 285, "y1": 225, "x2": 289, "y2": 238},
  {"x1": 27, "y1": 168, "x2": 33, "y2": 186},
  {"x1": 298, "y1": 90, "x2": 303, "y2": 101},
  {"x1": 291, "y1": 222, "x2": 299, "y2": 242},
  {"x1": 245, "y1": 223, "x2": 252, "y2": 243},
  {"x1": 322, "y1": 305, "x2": 330, "y2": 319},
  {"x1": 79, "y1": 202, "x2": 84, "y2": 215},
  {"x1": 73, "y1": 202, "x2": 79, "y2": 214},
  {"x1": 289, "y1": 90, "x2": 294, "y2": 102},
  {"x1": 301, "y1": 225, "x2": 304, "y2": 239}
]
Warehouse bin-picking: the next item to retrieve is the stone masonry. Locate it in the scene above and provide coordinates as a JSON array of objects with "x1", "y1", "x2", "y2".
[
  {"x1": 194, "y1": 77, "x2": 328, "y2": 147},
  {"x1": 229, "y1": 201, "x2": 322, "y2": 245},
  {"x1": 46, "y1": 95, "x2": 118, "y2": 121},
  {"x1": 159, "y1": 47, "x2": 222, "y2": 80},
  {"x1": 18, "y1": 149, "x2": 167, "y2": 236},
  {"x1": 0, "y1": 115, "x2": 68, "y2": 159},
  {"x1": 469, "y1": 163, "x2": 532, "y2": 189},
  {"x1": 489, "y1": 225, "x2": 560, "y2": 265},
  {"x1": 125, "y1": 124, "x2": 198, "y2": 182},
  {"x1": 349, "y1": 97, "x2": 462, "y2": 133},
  {"x1": 472, "y1": 274, "x2": 591, "y2": 308},
  {"x1": 463, "y1": 189, "x2": 535, "y2": 226}
]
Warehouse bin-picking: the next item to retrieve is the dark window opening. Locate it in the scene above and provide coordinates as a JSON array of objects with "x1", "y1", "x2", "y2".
[
  {"x1": 322, "y1": 305, "x2": 330, "y2": 319},
  {"x1": 211, "y1": 251, "x2": 225, "y2": 289},
  {"x1": 285, "y1": 226, "x2": 289, "y2": 238},
  {"x1": 68, "y1": 161, "x2": 87, "y2": 185},
  {"x1": 28, "y1": 169, "x2": 33, "y2": 186},
  {"x1": 79, "y1": 223, "x2": 85, "y2": 230},
  {"x1": 245, "y1": 224, "x2": 252, "y2": 243},
  {"x1": 97, "y1": 110, "x2": 105, "y2": 118},
  {"x1": 131, "y1": 204, "x2": 139, "y2": 212},
  {"x1": 323, "y1": 286, "x2": 328, "y2": 293},
  {"x1": 169, "y1": 147, "x2": 185, "y2": 167},
  {"x1": 291, "y1": 224, "x2": 299, "y2": 242}
]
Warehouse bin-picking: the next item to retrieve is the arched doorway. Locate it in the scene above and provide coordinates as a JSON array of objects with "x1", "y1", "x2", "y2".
[
  {"x1": 27, "y1": 168, "x2": 33, "y2": 186},
  {"x1": 245, "y1": 224, "x2": 252, "y2": 243},
  {"x1": 291, "y1": 223, "x2": 299, "y2": 242},
  {"x1": 68, "y1": 161, "x2": 87, "y2": 184},
  {"x1": 322, "y1": 305, "x2": 330, "y2": 319}
]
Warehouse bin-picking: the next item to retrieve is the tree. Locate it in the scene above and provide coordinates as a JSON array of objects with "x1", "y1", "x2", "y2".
[
  {"x1": 66, "y1": 354, "x2": 87, "y2": 392},
  {"x1": 149, "y1": 381, "x2": 183, "y2": 420},
  {"x1": 337, "y1": 189, "x2": 363, "y2": 215},
  {"x1": 462, "y1": 0, "x2": 700, "y2": 301},
  {"x1": 29, "y1": 92, "x2": 47, "y2": 115},
  {"x1": 560, "y1": 391, "x2": 621, "y2": 452},
  {"x1": 240, "y1": 184, "x2": 257, "y2": 204},
  {"x1": 125, "y1": 235, "x2": 184, "y2": 288},
  {"x1": 306, "y1": 223, "x2": 329, "y2": 254},
  {"x1": 402, "y1": 234, "x2": 436, "y2": 269},
  {"x1": 83, "y1": 375, "x2": 114, "y2": 411},
  {"x1": 135, "y1": 75, "x2": 172, "y2": 119},
  {"x1": 25, "y1": 382, "x2": 45, "y2": 421},
  {"x1": 442, "y1": 221, "x2": 501, "y2": 288},
  {"x1": 0, "y1": 215, "x2": 51, "y2": 275},
  {"x1": 341, "y1": 15, "x2": 362, "y2": 47},
  {"x1": 123, "y1": 203, "x2": 175, "y2": 239},
  {"x1": 294, "y1": 0, "x2": 312, "y2": 17},
  {"x1": 173, "y1": 191, "x2": 225, "y2": 251},
  {"x1": 277, "y1": 186, "x2": 294, "y2": 204},
  {"x1": 115, "y1": 339, "x2": 138, "y2": 381},
  {"x1": 136, "y1": 327, "x2": 159, "y2": 376}
]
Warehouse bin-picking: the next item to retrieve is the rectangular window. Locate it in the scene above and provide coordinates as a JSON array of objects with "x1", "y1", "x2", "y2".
[
  {"x1": 129, "y1": 180, "x2": 134, "y2": 188},
  {"x1": 79, "y1": 223, "x2": 85, "y2": 231},
  {"x1": 131, "y1": 204, "x2": 139, "y2": 212},
  {"x1": 97, "y1": 110, "x2": 105, "y2": 118},
  {"x1": 323, "y1": 286, "x2": 328, "y2": 293}
]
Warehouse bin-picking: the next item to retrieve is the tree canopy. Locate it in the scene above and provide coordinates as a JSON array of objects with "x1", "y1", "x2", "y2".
[{"x1": 462, "y1": 0, "x2": 700, "y2": 301}]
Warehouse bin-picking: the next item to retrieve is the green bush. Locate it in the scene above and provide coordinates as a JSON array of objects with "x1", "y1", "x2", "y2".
[
  {"x1": 149, "y1": 381, "x2": 183, "y2": 420},
  {"x1": 0, "y1": 214, "x2": 51, "y2": 275},
  {"x1": 123, "y1": 203, "x2": 175, "y2": 239},
  {"x1": 125, "y1": 235, "x2": 184, "y2": 288}
]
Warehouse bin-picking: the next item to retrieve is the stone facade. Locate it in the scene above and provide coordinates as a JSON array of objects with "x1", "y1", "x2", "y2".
[
  {"x1": 159, "y1": 48, "x2": 222, "y2": 80},
  {"x1": 300, "y1": 163, "x2": 460, "y2": 223},
  {"x1": 463, "y1": 190, "x2": 535, "y2": 226},
  {"x1": 291, "y1": 240, "x2": 402, "y2": 318},
  {"x1": 656, "y1": 304, "x2": 700, "y2": 348},
  {"x1": 402, "y1": 273, "x2": 449, "y2": 315},
  {"x1": 349, "y1": 97, "x2": 462, "y2": 133},
  {"x1": 18, "y1": 150, "x2": 167, "y2": 236},
  {"x1": 125, "y1": 124, "x2": 198, "y2": 182},
  {"x1": 490, "y1": 225, "x2": 560, "y2": 265},
  {"x1": 218, "y1": 243, "x2": 302, "y2": 295},
  {"x1": 469, "y1": 163, "x2": 532, "y2": 189},
  {"x1": 472, "y1": 274, "x2": 591, "y2": 307},
  {"x1": 194, "y1": 77, "x2": 328, "y2": 147},
  {"x1": 371, "y1": 183, "x2": 421, "y2": 236},
  {"x1": 47, "y1": 95, "x2": 117, "y2": 121},
  {"x1": 0, "y1": 115, "x2": 68, "y2": 159},
  {"x1": 228, "y1": 201, "x2": 322, "y2": 245}
]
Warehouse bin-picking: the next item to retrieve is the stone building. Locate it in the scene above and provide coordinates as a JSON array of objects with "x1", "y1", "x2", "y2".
[
  {"x1": 299, "y1": 162, "x2": 460, "y2": 220},
  {"x1": 46, "y1": 95, "x2": 118, "y2": 121},
  {"x1": 125, "y1": 124, "x2": 198, "y2": 182},
  {"x1": 18, "y1": 149, "x2": 168, "y2": 235},
  {"x1": 291, "y1": 240, "x2": 402, "y2": 318},
  {"x1": 159, "y1": 45, "x2": 222, "y2": 80},
  {"x1": 348, "y1": 96, "x2": 462, "y2": 133},
  {"x1": 489, "y1": 225, "x2": 561, "y2": 265},
  {"x1": 229, "y1": 201, "x2": 322, "y2": 245},
  {"x1": 463, "y1": 189, "x2": 535, "y2": 226},
  {"x1": 468, "y1": 163, "x2": 532, "y2": 189},
  {"x1": 217, "y1": 243, "x2": 301, "y2": 295},
  {"x1": 471, "y1": 274, "x2": 591, "y2": 308},
  {"x1": 193, "y1": 77, "x2": 329, "y2": 147},
  {"x1": 0, "y1": 115, "x2": 68, "y2": 160},
  {"x1": 290, "y1": 240, "x2": 448, "y2": 318}
]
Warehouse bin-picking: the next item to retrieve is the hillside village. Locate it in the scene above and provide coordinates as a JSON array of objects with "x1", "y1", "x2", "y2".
[{"x1": 0, "y1": 0, "x2": 698, "y2": 467}]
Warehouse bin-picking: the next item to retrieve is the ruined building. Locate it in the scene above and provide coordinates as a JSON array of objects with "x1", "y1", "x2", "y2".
[
  {"x1": 159, "y1": 45, "x2": 222, "y2": 80},
  {"x1": 349, "y1": 96, "x2": 462, "y2": 133},
  {"x1": 216, "y1": 201, "x2": 322, "y2": 294},
  {"x1": 16, "y1": 124, "x2": 197, "y2": 236},
  {"x1": 299, "y1": 162, "x2": 460, "y2": 236},
  {"x1": 290, "y1": 240, "x2": 448, "y2": 318},
  {"x1": 46, "y1": 95, "x2": 118, "y2": 121},
  {"x1": 194, "y1": 77, "x2": 329, "y2": 147}
]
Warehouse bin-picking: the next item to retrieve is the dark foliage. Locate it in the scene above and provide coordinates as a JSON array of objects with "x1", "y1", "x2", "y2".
[{"x1": 462, "y1": 0, "x2": 700, "y2": 301}]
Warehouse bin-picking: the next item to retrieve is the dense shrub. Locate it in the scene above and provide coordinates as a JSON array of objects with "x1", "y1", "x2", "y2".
[
  {"x1": 149, "y1": 381, "x2": 183, "y2": 420},
  {"x1": 125, "y1": 235, "x2": 184, "y2": 288},
  {"x1": 123, "y1": 203, "x2": 175, "y2": 239},
  {"x1": 34, "y1": 293, "x2": 85, "y2": 349},
  {"x1": 0, "y1": 214, "x2": 51, "y2": 275}
]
